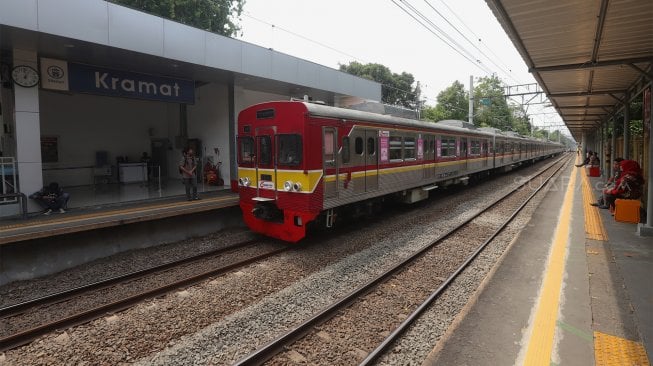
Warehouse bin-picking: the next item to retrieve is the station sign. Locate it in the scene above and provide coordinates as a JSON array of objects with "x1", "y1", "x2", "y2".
[{"x1": 40, "y1": 58, "x2": 195, "y2": 104}]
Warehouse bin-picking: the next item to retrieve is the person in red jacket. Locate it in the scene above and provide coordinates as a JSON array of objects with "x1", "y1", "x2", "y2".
[{"x1": 592, "y1": 159, "x2": 644, "y2": 209}]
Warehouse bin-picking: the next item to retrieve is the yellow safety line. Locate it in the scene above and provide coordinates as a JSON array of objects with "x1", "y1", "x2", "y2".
[
  {"x1": 594, "y1": 331, "x2": 650, "y2": 366},
  {"x1": 0, "y1": 196, "x2": 237, "y2": 232},
  {"x1": 581, "y1": 171, "x2": 609, "y2": 241},
  {"x1": 523, "y1": 166, "x2": 577, "y2": 365}
]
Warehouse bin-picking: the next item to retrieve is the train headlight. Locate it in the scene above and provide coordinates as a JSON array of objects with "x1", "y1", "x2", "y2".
[
  {"x1": 284, "y1": 181, "x2": 293, "y2": 191},
  {"x1": 239, "y1": 177, "x2": 251, "y2": 187},
  {"x1": 292, "y1": 182, "x2": 302, "y2": 192}
]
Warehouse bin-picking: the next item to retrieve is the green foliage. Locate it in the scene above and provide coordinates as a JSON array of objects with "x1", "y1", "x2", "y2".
[
  {"x1": 339, "y1": 61, "x2": 420, "y2": 109},
  {"x1": 473, "y1": 75, "x2": 513, "y2": 131},
  {"x1": 110, "y1": 0, "x2": 244, "y2": 36},
  {"x1": 422, "y1": 81, "x2": 468, "y2": 122}
]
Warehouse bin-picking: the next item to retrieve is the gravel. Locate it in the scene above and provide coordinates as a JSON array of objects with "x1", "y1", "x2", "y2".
[{"x1": 0, "y1": 158, "x2": 566, "y2": 365}]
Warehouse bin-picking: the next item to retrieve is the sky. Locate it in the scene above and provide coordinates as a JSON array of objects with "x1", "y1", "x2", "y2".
[{"x1": 235, "y1": 0, "x2": 568, "y2": 135}]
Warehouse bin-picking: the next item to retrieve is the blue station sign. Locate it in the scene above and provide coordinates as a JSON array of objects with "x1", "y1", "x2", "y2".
[{"x1": 40, "y1": 58, "x2": 195, "y2": 104}]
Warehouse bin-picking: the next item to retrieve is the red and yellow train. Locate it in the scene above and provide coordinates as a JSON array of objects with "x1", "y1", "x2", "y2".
[{"x1": 237, "y1": 101, "x2": 564, "y2": 242}]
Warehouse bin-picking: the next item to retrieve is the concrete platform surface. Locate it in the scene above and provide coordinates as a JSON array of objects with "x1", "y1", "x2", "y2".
[{"x1": 424, "y1": 164, "x2": 651, "y2": 365}]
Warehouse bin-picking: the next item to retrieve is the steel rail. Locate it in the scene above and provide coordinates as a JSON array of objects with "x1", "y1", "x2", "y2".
[
  {"x1": 0, "y1": 239, "x2": 260, "y2": 318},
  {"x1": 233, "y1": 154, "x2": 570, "y2": 366},
  {"x1": 359, "y1": 157, "x2": 570, "y2": 365},
  {"x1": 0, "y1": 243, "x2": 290, "y2": 352}
]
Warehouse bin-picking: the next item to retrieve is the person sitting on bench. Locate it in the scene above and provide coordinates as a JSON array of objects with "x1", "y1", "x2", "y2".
[{"x1": 591, "y1": 159, "x2": 644, "y2": 210}]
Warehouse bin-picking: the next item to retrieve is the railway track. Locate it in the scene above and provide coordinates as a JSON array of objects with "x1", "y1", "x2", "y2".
[
  {"x1": 233, "y1": 155, "x2": 570, "y2": 365},
  {"x1": 0, "y1": 238, "x2": 290, "y2": 352}
]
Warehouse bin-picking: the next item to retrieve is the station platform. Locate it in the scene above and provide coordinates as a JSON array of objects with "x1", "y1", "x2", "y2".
[
  {"x1": 425, "y1": 163, "x2": 652, "y2": 365},
  {"x1": 0, "y1": 190, "x2": 239, "y2": 246}
]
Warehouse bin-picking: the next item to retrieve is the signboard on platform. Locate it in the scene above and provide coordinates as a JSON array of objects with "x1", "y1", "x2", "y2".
[{"x1": 40, "y1": 58, "x2": 195, "y2": 104}]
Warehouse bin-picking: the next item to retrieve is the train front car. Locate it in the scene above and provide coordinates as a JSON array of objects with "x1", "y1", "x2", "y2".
[{"x1": 237, "y1": 101, "x2": 320, "y2": 242}]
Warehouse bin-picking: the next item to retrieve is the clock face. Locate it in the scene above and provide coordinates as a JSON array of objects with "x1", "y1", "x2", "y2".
[{"x1": 11, "y1": 65, "x2": 40, "y2": 88}]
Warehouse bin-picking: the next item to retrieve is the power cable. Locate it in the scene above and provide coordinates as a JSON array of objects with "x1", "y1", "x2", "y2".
[
  {"x1": 433, "y1": 0, "x2": 517, "y2": 79},
  {"x1": 242, "y1": 9, "x2": 441, "y2": 105},
  {"x1": 421, "y1": 0, "x2": 520, "y2": 83},
  {"x1": 390, "y1": 0, "x2": 494, "y2": 75}
]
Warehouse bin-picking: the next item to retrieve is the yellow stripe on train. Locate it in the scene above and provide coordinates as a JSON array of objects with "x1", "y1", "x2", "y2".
[{"x1": 237, "y1": 168, "x2": 324, "y2": 193}]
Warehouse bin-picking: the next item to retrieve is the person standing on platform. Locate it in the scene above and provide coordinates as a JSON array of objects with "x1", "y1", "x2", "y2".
[{"x1": 179, "y1": 147, "x2": 200, "y2": 201}]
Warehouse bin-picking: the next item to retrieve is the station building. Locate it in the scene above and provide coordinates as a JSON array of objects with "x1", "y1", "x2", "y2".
[{"x1": 0, "y1": 0, "x2": 381, "y2": 217}]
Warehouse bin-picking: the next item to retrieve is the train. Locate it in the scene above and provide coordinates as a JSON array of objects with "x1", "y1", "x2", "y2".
[{"x1": 236, "y1": 100, "x2": 565, "y2": 242}]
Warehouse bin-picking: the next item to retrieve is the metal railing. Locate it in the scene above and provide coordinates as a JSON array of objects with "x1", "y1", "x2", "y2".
[
  {"x1": 1, "y1": 157, "x2": 17, "y2": 203},
  {"x1": 0, "y1": 157, "x2": 27, "y2": 218}
]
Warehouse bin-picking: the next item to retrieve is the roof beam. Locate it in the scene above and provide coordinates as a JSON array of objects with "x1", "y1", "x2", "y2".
[
  {"x1": 559, "y1": 113, "x2": 605, "y2": 117},
  {"x1": 555, "y1": 104, "x2": 615, "y2": 109},
  {"x1": 530, "y1": 57, "x2": 653, "y2": 73},
  {"x1": 549, "y1": 90, "x2": 625, "y2": 97},
  {"x1": 629, "y1": 64, "x2": 653, "y2": 81},
  {"x1": 591, "y1": 0, "x2": 609, "y2": 62}
]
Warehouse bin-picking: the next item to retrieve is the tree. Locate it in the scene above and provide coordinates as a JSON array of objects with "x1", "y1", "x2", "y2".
[
  {"x1": 422, "y1": 81, "x2": 468, "y2": 122},
  {"x1": 339, "y1": 62, "x2": 420, "y2": 109},
  {"x1": 110, "y1": 0, "x2": 245, "y2": 37},
  {"x1": 473, "y1": 75, "x2": 513, "y2": 131}
]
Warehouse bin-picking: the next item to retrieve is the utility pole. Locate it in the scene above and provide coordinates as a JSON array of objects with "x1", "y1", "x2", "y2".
[{"x1": 469, "y1": 75, "x2": 474, "y2": 124}]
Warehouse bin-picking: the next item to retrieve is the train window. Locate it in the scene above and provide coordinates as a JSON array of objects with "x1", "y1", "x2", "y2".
[
  {"x1": 367, "y1": 137, "x2": 375, "y2": 155},
  {"x1": 429, "y1": 139, "x2": 435, "y2": 154},
  {"x1": 470, "y1": 140, "x2": 481, "y2": 155},
  {"x1": 258, "y1": 135, "x2": 272, "y2": 165},
  {"x1": 441, "y1": 137, "x2": 456, "y2": 157},
  {"x1": 404, "y1": 137, "x2": 416, "y2": 159},
  {"x1": 256, "y1": 109, "x2": 275, "y2": 119},
  {"x1": 324, "y1": 130, "x2": 335, "y2": 166},
  {"x1": 238, "y1": 137, "x2": 255, "y2": 164},
  {"x1": 389, "y1": 136, "x2": 403, "y2": 160},
  {"x1": 342, "y1": 136, "x2": 351, "y2": 164},
  {"x1": 277, "y1": 134, "x2": 302, "y2": 166},
  {"x1": 460, "y1": 138, "x2": 468, "y2": 156},
  {"x1": 355, "y1": 137, "x2": 364, "y2": 155}
]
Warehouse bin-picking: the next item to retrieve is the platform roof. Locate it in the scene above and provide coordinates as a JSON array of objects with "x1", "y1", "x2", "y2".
[
  {"x1": 0, "y1": 0, "x2": 381, "y2": 104},
  {"x1": 485, "y1": 0, "x2": 653, "y2": 140}
]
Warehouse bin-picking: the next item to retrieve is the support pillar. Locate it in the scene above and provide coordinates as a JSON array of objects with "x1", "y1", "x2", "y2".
[
  {"x1": 611, "y1": 117, "x2": 617, "y2": 179},
  {"x1": 13, "y1": 49, "x2": 43, "y2": 212},
  {"x1": 623, "y1": 90, "x2": 630, "y2": 159},
  {"x1": 638, "y1": 87, "x2": 653, "y2": 236}
]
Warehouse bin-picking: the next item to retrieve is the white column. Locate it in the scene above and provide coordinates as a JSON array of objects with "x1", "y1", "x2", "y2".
[{"x1": 13, "y1": 49, "x2": 43, "y2": 212}]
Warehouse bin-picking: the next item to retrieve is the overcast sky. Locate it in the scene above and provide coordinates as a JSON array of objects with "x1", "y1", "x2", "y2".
[{"x1": 236, "y1": 0, "x2": 566, "y2": 134}]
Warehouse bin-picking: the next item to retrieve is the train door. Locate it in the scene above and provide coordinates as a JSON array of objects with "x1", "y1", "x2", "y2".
[
  {"x1": 423, "y1": 134, "x2": 435, "y2": 179},
  {"x1": 255, "y1": 127, "x2": 276, "y2": 198},
  {"x1": 482, "y1": 140, "x2": 489, "y2": 167},
  {"x1": 364, "y1": 130, "x2": 379, "y2": 191},
  {"x1": 323, "y1": 127, "x2": 338, "y2": 198},
  {"x1": 460, "y1": 137, "x2": 468, "y2": 171}
]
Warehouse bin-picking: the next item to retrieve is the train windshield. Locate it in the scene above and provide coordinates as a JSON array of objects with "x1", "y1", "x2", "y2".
[
  {"x1": 237, "y1": 137, "x2": 255, "y2": 164},
  {"x1": 277, "y1": 134, "x2": 302, "y2": 166}
]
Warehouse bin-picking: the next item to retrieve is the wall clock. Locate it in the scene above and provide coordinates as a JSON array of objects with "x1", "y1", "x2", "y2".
[{"x1": 11, "y1": 65, "x2": 40, "y2": 87}]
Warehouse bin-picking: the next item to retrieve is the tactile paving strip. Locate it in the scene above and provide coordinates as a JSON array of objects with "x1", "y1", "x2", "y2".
[
  {"x1": 581, "y1": 169, "x2": 608, "y2": 241},
  {"x1": 594, "y1": 331, "x2": 650, "y2": 366}
]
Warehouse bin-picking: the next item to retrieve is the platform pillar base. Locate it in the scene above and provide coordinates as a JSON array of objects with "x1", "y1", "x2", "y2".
[{"x1": 637, "y1": 223, "x2": 653, "y2": 237}]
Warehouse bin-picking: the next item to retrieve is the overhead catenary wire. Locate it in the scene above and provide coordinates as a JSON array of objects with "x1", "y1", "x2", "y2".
[
  {"x1": 242, "y1": 10, "x2": 439, "y2": 105},
  {"x1": 421, "y1": 0, "x2": 520, "y2": 84},
  {"x1": 391, "y1": 0, "x2": 495, "y2": 76},
  {"x1": 240, "y1": 2, "x2": 523, "y2": 108},
  {"x1": 432, "y1": 0, "x2": 519, "y2": 82}
]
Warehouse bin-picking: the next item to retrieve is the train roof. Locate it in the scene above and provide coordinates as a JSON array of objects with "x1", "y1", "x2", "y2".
[
  {"x1": 245, "y1": 101, "x2": 561, "y2": 145},
  {"x1": 300, "y1": 102, "x2": 554, "y2": 143}
]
